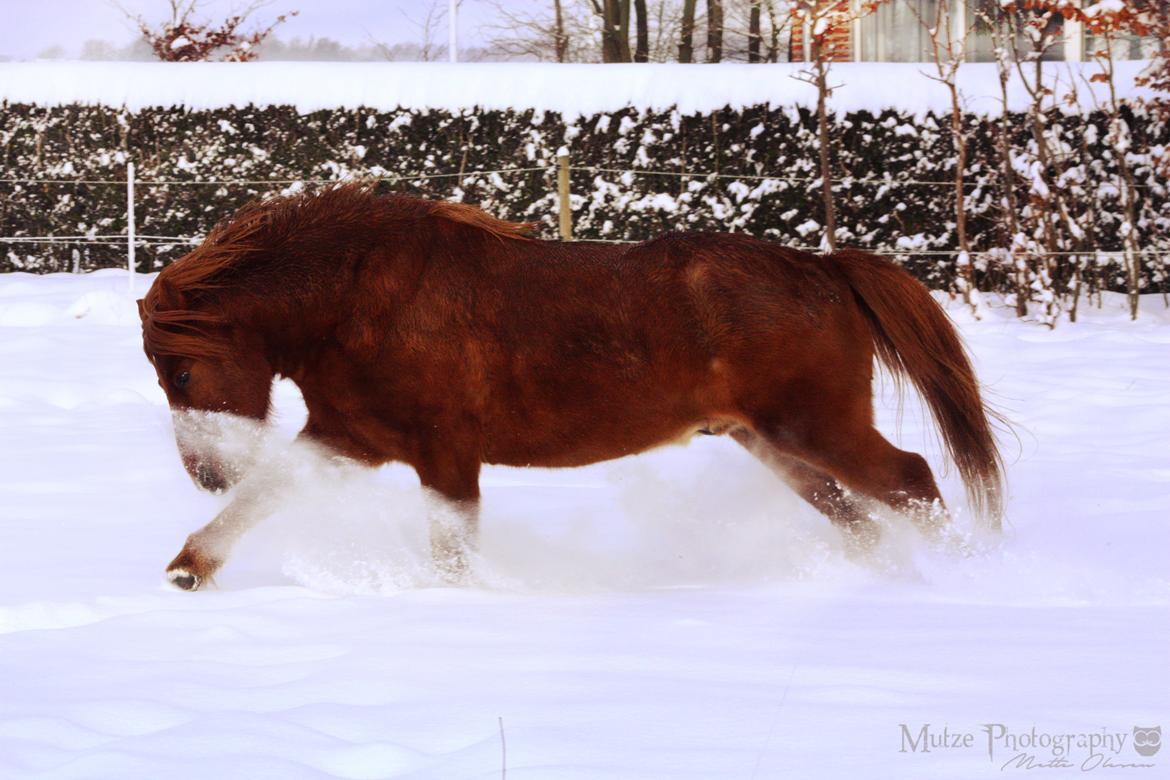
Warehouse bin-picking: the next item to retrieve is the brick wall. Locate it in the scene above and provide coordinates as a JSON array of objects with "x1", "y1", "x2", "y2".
[{"x1": 789, "y1": 2, "x2": 854, "y2": 62}]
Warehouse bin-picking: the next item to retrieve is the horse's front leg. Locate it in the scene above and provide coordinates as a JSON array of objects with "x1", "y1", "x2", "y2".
[
  {"x1": 414, "y1": 447, "x2": 481, "y2": 583},
  {"x1": 165, "y1": 467, "x2": 283, "y2": 591}
]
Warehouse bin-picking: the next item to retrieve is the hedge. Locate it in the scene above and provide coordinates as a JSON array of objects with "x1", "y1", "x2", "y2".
[{"x1": 1, "y1": 101, "x2": 1166, "y2": 298}]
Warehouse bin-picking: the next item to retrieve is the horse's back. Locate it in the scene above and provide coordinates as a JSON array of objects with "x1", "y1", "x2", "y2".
[{"x1": 619, "y1": 231, "x2": 870, "y2": 351}]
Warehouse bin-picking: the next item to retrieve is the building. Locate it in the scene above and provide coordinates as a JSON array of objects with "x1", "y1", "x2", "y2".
[{"x1": 789, "y1": 0, "x2": 1158, "y2": 63}]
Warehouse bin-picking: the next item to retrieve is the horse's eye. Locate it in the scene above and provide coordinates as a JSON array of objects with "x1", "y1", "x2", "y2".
[{"x1": 174, "y1": 371, "x2": 191, "y2": 389}]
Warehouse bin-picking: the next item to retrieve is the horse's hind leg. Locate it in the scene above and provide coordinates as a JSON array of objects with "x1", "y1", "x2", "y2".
[
  {"x1": 737, "y1": 365, "x2": 949, "y2": 537},
  {"x1": 732, "y1": 429, "x2": 880, "y2": 551},
  {"x1": 821, "y1": 428, "x2": 945, "y2": 526},
  {"x1": 776, "y1": 418, "x2": 949, "y2": 535}
]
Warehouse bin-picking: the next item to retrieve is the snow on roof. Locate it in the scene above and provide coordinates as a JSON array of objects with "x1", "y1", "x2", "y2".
[{"x1": 0, "y1": 60, "x2": 1155, "y2": 117}]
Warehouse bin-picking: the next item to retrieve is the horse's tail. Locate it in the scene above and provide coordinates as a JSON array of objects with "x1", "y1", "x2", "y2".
[{"x1": 829, "y1": 249, "x2": 1004, "y2": 529}]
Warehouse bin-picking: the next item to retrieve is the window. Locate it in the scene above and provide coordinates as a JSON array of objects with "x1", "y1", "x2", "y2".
[
  {"x1": 856, "y1": 0, "x2": 1068, "y2": 63},
  {"x1": 967, "y1": 0, "x2": 1066, "y2": 62},
  {"x1": 857, "y1": 0, "x2": 939, "y2": 62},
  {"x1": 1085, "y1": 0, "x2": 1163, "y2": 61}
]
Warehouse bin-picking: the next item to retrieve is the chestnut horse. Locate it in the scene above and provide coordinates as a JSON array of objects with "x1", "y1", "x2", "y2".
[{"x1": 139, "y1": 184, "x2": 1003, "y2": 590}]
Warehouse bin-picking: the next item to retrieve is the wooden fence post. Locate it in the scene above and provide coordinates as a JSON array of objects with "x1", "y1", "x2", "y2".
[{"x1": 557, "y1": 150, "x2": 573, "y2": 241}]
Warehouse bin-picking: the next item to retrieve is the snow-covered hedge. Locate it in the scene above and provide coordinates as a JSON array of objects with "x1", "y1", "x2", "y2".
[{"x1": 1, "y1": 96, "x2": 1167, "y2": 297}]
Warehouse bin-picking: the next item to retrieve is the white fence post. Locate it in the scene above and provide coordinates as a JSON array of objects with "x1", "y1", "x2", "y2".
[{"x1": 126, "y1": 161, "x2": 136, "y2": 294}]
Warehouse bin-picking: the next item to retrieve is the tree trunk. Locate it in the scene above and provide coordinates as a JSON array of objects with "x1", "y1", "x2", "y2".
[
  {"x1": 554, "y1": 0, "x2": 567, "y2": 63},
  {"x1": 706, "y1": 0, "x2": 723, "y2": 63},
  {"x1": 1069, "y1": 118, "x2": 1097, "y2": 324},
  {"x1": 765, "y1": 0, "x2": 780, "y2": 62},
  {"x1": 1110, "y1": 111, "x2": 1142, "y2": 319},
  {"x1": 918, "y1": 0, "x2": 977, "y2": 316},
  {"x1": 1090, "y1": 29, "x2": 1143, "y2": 319},
  {"x1": 679, "y1": 0, "x2": 697, "y2": 63},
  {"x1": 1025, "y1": 55, "x2": 1070, "y2": 327},
  {"x1": 989, "y1": 15, "x2": 1027, "y2": 317},
  {"x1": 947, "y1": 81, "x2": 977, "y2": 314},
  {"x1": 601, "y1": 1, "x2": 619, "y2": 62},
  {"x1": 619, "y1": 0, "x2": 632, "y2": 61},
  {"x1": 634, "y1": 0, "x2": 649, "y2": 62},
  {"x1": 601, "y1": 0, "x2": 631, "y2": 62},
  {"x1": 748, "y1": 0, "x2": 762, "y2": 63}
]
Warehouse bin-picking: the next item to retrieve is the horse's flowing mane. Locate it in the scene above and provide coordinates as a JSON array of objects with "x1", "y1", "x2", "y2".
[
  {"x1": 429, "y1": 200, "x2": 536, "y2": 241},
  {"x1": 140, "y1": 184, "x2": 535, "y2": 360}
]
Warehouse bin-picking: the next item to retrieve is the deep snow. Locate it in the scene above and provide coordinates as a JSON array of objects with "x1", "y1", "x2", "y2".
[
  {"x1": 0, "y1": 269, "x2": 1168, "y2": 779},
  {"x1": 0, "y1": 61, "x2": 1155, "y2": 117}
]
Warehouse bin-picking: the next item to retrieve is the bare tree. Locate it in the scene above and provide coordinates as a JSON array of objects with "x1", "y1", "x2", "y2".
[
  {"x1": 117, "y1": 0, "x2": 297, "y2": 62},
  {"x1": 713, "y1": 0, "x2": 788, "y2": 62},
  {"x1": 1001, "y1": 2, "x2": 1082, "y2": 326},
  {"x1": 556, "y1": 0, "x2": 570, "y2": 61},
  {"x1": 484, "y1": 0, "x2": 667, "y2": 63},
  {"x1": 390, "y1": 0, "x2": 451, "y2": 62},
  {"x1": 482, "y1": 0, "x2": 581, "y2": 62},
  {"x1": 1081, "y1": 0, "x2": 1154, "y2": 319},
  {"x1": 790, "y1": 0, "x2": 887, "y2": 251},
  {"x1": 975, "y1": 5, "x2": 1030, "y2": 316},
  {"x1": 634, "y1": 0, "x2": 650, "y2": 61},
  {"x1": 762, "y1": 0, "x2": 786, "y2": 61},
  {"x1": 707, "y1": 0, "x2": 724, "y2": 61},
  {"x1": 481, "y1": 0, "x2": 775, "y2": 64},
  {"x1": 648, "y1": 0, "x2": 687, "y2": 62},
  {"x1": 748, "y1": 0, "x2": 762, "y2": 62},
  {"x1": 679, "y1": 0, "x2": 698, "y2": 61},
  {"x1": 597, "y1": 0, "x2": 633, "y2": 61},
  {"x1": 906, "y1": 0, "x2": 979, "y2": 315}
]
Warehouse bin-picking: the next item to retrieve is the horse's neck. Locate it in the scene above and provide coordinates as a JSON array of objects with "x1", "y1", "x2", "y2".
[
  {"x1": 227, "y1": 284, "x2": 318, "y2": 383},
  {"x1": 238, "y1": 235, "x2": 430, "y2": 380}
]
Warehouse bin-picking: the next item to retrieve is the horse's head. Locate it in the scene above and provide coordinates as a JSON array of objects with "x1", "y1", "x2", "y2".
[{"x1": 139, "y1": 275, "x2": 274, "y2": 493}]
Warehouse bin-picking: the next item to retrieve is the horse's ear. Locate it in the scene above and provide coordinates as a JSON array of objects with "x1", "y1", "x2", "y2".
[{"x1": 155, "y1": 276, "x2": 184, "y2": 310}]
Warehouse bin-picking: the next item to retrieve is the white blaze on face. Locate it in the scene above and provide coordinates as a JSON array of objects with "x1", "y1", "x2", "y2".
[{"x1": 172, "y1": 409, "x2": 266, "y2": 490}]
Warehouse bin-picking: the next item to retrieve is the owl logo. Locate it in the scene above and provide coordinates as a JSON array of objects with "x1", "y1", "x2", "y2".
[{"x1": 1133, "y1": 726, "x2": 1161, "y2": 757}]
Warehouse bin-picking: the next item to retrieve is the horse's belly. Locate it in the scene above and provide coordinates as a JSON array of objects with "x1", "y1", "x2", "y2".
[
  {"x1": 481, "y1": 354, "x2": 738, "y2": 468},
  {"x1": 482, "y1": 408, "x2": 737, "y2": 469}
]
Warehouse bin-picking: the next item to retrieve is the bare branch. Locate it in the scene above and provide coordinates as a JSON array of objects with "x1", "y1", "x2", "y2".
[{"x1": 114, "y1": 0, "x2": 297, "y2": 62}]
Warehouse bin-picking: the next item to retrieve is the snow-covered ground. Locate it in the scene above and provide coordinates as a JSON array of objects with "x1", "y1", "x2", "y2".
[{"x1": 0, "y1": 269, "x2": 1167, "y2": 779}]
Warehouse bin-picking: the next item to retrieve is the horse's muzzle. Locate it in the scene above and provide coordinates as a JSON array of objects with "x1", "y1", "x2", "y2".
[
  {"x1": 181, "y1": 452, "x2": 234, "y2": 493},
  {"x1": 194, "y1": 462, "x2": 230, "y2": 493},
  {"x1": 173, "y1": 410, "x2": 260, "y2": 494}
]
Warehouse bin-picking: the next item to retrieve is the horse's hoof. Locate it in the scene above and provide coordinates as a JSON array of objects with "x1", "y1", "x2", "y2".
[
  {"x1": 433, "y1": 555, "x2": 473, "y2": 586},
  {"x1": 167, "y1": 567, "x2": 202, "y2": 591}
]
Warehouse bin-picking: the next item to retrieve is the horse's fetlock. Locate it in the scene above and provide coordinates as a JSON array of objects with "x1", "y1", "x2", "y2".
[
  {"x1": 166, "y1": 567, "x2": 202, "y2": 591},
  {"x1": 166, "y1": 541, "x2": 222, "y2": 592}
]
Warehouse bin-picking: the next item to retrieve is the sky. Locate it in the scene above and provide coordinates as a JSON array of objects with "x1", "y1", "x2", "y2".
[{"x1": 0, "y1": 0, "x2": 529, "y2": 60}]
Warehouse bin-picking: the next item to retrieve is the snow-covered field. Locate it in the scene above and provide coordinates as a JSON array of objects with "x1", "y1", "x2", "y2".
[{"x1": 1, "y1": 269, "x2": 1167, "y2": 779}]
